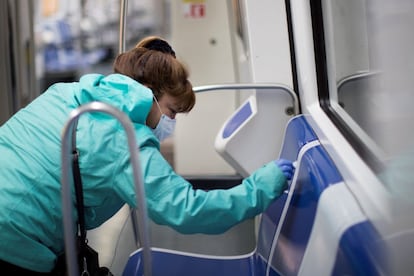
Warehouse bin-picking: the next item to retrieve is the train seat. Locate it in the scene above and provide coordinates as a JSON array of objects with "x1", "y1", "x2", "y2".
[
  {"x1": 122, "y1": 115, "x2": 317, "y2": 275},
  {"x1": 122, "y1": 115, "x2": 388, "y2": 275},
  {"x1": 123, "y1": 247, "x2": 256, "y2": 276}
]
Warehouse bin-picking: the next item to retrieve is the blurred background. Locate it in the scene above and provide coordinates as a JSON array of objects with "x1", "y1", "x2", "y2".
[
  {"x1": 34, "y1": 0, "x2": 165, "y2": 93},
  {"x1": 1, "y1": 0, "x2": 256, "y2": 176}
]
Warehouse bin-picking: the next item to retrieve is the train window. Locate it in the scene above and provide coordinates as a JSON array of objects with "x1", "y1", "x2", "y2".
[
  {"x1": 33, "y1": 0, "x2": 159, "y2": 91},
  {"x1": 314, "y1": 0, "x2": 414, "y2": 181}
]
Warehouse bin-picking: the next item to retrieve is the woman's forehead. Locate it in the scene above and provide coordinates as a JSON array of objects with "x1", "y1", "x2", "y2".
[{"x1": 160, "y1": 94, "x2": 184, "y2": 112}]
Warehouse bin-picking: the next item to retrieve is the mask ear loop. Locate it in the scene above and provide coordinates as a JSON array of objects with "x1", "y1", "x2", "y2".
[{"x1": 153, "y1": 96, "x2": 164, "y2": 116}]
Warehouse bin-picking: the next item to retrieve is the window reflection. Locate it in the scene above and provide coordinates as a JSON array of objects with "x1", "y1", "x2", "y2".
[
  {"x1": 35, "y1": 0, "x2": 158, "y2": 91},
  {"x1": 324, "y1": 0, "x2": 414, "y2": 161},
  {"x1": 323, "y1": 0, "x2": 414, "y2": 196}
]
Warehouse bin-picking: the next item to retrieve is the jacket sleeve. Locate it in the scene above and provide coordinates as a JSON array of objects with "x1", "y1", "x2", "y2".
[{"x1": 115, "y1": 145, "x2": 287, "y2": 235}]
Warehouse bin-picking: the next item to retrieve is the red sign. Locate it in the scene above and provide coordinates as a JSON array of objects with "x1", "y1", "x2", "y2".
[{"x1": 183, "y1": 1, "x2": 206, "y2": 18}]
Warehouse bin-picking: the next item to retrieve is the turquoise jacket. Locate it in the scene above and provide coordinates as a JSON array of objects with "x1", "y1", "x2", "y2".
[{"x1": 0, "y1": 74, "x2": 287, "y2": 272}]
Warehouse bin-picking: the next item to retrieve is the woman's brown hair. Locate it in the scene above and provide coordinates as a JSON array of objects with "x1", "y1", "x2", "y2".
[{"x1": 113, "y1": 36, "x2": 195, "y2": 113}]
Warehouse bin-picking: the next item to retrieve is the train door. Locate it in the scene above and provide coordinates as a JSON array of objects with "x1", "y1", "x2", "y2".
[{"x1": 0, "y1": 0, "x2": 38, "y2": 124}]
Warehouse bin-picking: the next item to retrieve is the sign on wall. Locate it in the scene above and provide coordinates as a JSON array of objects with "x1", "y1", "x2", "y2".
[{"x1": 182, "y1": 0, "x2": 206, "y2": 18}]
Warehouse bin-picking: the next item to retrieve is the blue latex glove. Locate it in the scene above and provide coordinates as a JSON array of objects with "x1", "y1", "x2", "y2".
[{"x1": 274, "y1": 158, "x2": 295, "y2": 180}]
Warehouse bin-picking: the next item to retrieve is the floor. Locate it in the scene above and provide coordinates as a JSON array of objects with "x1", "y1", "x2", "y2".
[{"x1": 88, "y1": 205, "x2": 257, "y2": 276}]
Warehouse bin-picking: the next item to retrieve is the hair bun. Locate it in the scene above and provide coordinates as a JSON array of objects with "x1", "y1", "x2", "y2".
[{"x1": 145, "y1": 39, "x2": 176, "y2": 58}]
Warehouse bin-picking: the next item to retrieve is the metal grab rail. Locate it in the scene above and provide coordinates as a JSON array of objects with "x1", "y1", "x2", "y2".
[
  {"x1": 119, "y1": 0, "x2": 128, "y2": 54},
  {"x1": 61, "y1": 101, "x2": 151, "y2": 276},
  {"x1": 193, "y1": 83, "x2": 300, "y2": 115},
  {"x1": 118, "y1": 0, "x2": 146, "y2": 260},
  {"x1": 118, "y1": 0, "x2": 146, "y2": 263}
]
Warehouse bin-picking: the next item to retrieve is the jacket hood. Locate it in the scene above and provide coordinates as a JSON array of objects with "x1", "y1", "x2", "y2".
[{"x1": 76, "y1": 74, "x2": 153, "y2": 124}]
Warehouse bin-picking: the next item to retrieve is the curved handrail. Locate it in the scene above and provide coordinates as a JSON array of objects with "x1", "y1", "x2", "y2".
[
  {"x1": 61, "y1": 101, "x2": 151, "y2": 276},
  {"x1": 193, "y1": 83, "x2": 299, "y2": 115}
]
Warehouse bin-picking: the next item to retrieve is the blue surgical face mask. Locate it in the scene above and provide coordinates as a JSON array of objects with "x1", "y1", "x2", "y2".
[
  {"x1": 152, "y1": 114, "x2": 176, "y2": 141},
  {"x1": 152, "y1": 97, "x2": 176, "y2": 142}
]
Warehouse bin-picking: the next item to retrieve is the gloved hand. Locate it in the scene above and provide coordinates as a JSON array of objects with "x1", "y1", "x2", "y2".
[{"x1": 274, "y1": 158, "x2": 295, "y2": 180}]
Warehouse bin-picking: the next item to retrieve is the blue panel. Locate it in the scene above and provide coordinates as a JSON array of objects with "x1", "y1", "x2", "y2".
[
  {"x1": 123, "y1": 249, "x2": 256, "y2": 276},
  {"x1": 257, "y1": 115, "x2": 319, "y2": 262},
  {"x1": 255, "y1": 255, "x2": 281, "y2": 276},
  {"x1": 256, "y1": 193, "x2": 288, "y2": 259},
  {"x1": 333, "y1": 221, "x2": 390, "y2": 276},
  {"x1": 222, "y1": 100, "x2": 253, "y2": 139},
  {"x1": 271, "y1": 146, "x2": 343, "y2": 275},
  {"x1": 279, "y1": 115, "x2": 318, "y2": 161}
]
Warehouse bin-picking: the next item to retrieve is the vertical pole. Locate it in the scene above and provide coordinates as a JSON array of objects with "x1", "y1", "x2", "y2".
[
  {"x1": 118, "y1": 1, "x2": 152, "y2": 275},
  {"x1": 119, "y1": 0, "x2": 128, "y2": 53}
]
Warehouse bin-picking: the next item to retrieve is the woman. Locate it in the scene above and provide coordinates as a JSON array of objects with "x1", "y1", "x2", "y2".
[{"x1": 0, "y1": 36, "x2": 294, "y2": 274}]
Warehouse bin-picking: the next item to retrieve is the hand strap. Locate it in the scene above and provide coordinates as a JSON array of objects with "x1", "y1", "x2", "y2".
[{"x1": 71, "y1": 122, "x2": 87, "y2": 247}]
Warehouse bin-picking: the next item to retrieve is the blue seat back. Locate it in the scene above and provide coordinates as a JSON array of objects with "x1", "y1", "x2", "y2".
[{"x1": 257, "y1": 115, "x2": 388, "y2": 275}]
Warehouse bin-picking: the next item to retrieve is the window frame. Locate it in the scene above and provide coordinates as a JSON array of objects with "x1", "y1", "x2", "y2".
[{"x1": 309, "y1": 0, "x2": 384, "y2": 173}]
